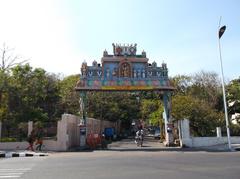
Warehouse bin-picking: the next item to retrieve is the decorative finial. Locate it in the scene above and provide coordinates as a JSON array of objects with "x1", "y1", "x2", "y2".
[
  {"x1": 103, "y1": 49, "x2": 108, "y2": 57},
  {"x1": 152, "y1": 61, "x2": 157, "y2": 67},
  {"x1": 142, "y1": 50, "x2": 146, "y2": 57}
]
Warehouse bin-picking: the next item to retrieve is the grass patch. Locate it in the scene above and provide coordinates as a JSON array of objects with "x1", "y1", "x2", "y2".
[{"x1": 0, "y1": 137, "x2": 17, "y2": 142}]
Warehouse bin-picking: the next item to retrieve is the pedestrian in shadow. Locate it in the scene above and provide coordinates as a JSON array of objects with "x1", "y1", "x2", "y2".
[
  {"x1": 35, "y1": 127, "x2": 43, "y2": 151},
  {"x1": 26, "y1": 130, "x2": 35, "y2": 151},
  {"x1": 101, "y1": 132, "x2": 107, "y2": 149}
]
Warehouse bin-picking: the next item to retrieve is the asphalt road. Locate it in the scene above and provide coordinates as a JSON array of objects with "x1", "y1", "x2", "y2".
[{"x1": 1, "y1": 150, "x2": 240, "y2": 179}]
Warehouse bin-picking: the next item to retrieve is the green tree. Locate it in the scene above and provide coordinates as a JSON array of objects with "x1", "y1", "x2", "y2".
[
  {"x1": 0, "y1": 71, "x2": 10, "y2": 122},
  {"x1": 8, "y1": 64, "x2": 60, "y2": 123},
  {"x1": 171, "y1": 71, "x2": 222, "y2": 109},
  {"x1": 0, "y1": 44, "x2": 27, "y2": 123},
  {"x1": 227, "y1": 78, "x2": 240, "y2": 114},
  {"x1": 87, "y1": 92, "x2": 140, "y2": 128},
  {"x1": 190, "y1": 71, "x2": 222, "y2": 109},
  {"x1": 172, "y1": 95, "x2": 224, "y2": 136},
  {"x1": 170, "y1": 75, "x2": 191, "y2": 95},
  {"x1": 140, "y1": 99, "x2": 160, "y2": 123},
  {"x1": 58, "y1": 74, "x2": 80, "y2": 115},
  {"x1": 226, "y1": 77, "x2": 240, "y2": 127}
]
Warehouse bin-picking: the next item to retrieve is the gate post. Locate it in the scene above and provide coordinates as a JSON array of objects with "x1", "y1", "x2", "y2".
[
  {"x1": 28, "y1": 121, "x2": 33, "y2": 136},
  {"x1": 162, "y1": 92, "x2": 174, "y2": 146},
  {"x1": 216, "y1": 127, "x2": 222, "y2": 137},
  {"x1": 180, "y1": 119, "x2": 192, "y2": 147},
  {"x1": 79, "y1": 91, "x2": 87, "y2": 148}
]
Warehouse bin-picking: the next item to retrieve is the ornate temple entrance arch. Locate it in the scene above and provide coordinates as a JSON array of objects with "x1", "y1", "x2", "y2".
[{"x1": 75, "y1": 43, "x2": 175, "y2": 146}]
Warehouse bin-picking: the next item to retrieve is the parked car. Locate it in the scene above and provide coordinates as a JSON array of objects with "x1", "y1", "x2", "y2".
[
  {"x1": 104, "y1": 127, "x2": 116, "y2": 140},
  {"x1": 154, "y1": 128, "x2": 160, "y2": 139}
]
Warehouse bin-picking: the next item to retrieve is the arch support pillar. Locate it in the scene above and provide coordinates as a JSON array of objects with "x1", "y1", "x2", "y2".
[
  {"x1": 79, "y1": 91, "x2": 87, "y2": 148},
  {"x1": 162, "y1": 92, "x2": 174, "y2": 146},
  {"x1": 80, "y1": 91, "x2": 87, "y2": 126}
]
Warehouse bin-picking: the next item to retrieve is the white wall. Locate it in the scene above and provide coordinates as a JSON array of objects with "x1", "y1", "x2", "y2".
[
  {"x1": 0, "y1": 114, "x2": 80, "y2": 151},
  {"x1": 182, "y1": 137, "x2": 240, "y2": 148},
  {"x1": 0, "y1": 114, "x2": 119, "y2": 151},
  {"x1": 180, "y1": 119, "x2": 240, "y2": 147},
  {"x1": 56, "y1": 114, "x2": 80, "y2": 151},
  {"x1": 0, "y1": 142, "x2": 28, "y2": 150}
]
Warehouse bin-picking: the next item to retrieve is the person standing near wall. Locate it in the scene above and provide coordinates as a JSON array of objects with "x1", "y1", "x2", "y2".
[
  {"x1": 35, "y1": 127, "x2": 43, "y2": 151},
  {"x1": 26, "y1": 130, "x2": 35, "y2": 151}
]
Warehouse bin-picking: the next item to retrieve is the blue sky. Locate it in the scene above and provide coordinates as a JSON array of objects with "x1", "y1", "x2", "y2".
[{"x1": 0, "y1": 0, "x2": 239, "y2": 80}]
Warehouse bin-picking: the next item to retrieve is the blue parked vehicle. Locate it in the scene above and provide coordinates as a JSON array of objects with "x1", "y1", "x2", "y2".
[{"x1": 104, "y1": 128, "x2": 116, "y2": 140}]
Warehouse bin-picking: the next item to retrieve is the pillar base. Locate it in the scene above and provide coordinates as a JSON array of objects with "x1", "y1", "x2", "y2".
[
  {"x1": 163, "y1": 141, "x2": 175, "y2": 147},
  {"x1": 181, "y1": 138, "x2": 193, "y2": 148},
  {"x1": 164, "y1": 141, "x2": 175, "y2": 147},
  {"x1": 164, "y1": 132, "x2": 175, "y2": 147}
]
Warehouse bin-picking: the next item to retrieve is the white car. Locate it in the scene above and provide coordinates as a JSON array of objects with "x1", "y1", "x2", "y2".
[{"x1": 154, "y1": 129, "x2": 160, "y2": 139}]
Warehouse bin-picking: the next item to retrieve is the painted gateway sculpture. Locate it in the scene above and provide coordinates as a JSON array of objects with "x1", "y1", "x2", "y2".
[
  {"x1": 76, "y1": 43, "x2": 175, "y2": 146},
  {"x1": 76, "y1": 43, "x2": 174, "y2": 91}
]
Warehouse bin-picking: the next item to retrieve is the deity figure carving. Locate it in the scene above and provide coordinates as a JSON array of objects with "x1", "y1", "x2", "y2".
[
  {"x1": 81, "y1": 62, "x2": 87, "y2": 78},
  {"x1": 112, "y1": 68, "x2": 117, "y2": 77},
  {"x1": 97, "y1": 71, "x2": 102, "y2": 77},
  {"x1": 133, "y1": 69, "x2": 137, "y2": 78},
  {"x1": 123, "y1": 65, "x2": 128, "y2": 77},
  {"x1": 163, "y1": 70, "x2": 168, "y2": 77},
  {"x1": 137, "y1": 69, "x2": 141, "y2": 78},
  {"x1": 88, "y1": 71, "x2": 93, "y2": 77},
  {"x1": 142, "y1": 69, "x2": 146, "y2": 78},
  {"x1": 116, "y1": 46, "x2": 122, "y2": 56},
  {"x1": 148, "y1": 71, "x2": 152, "y2": 77},
  {"x1": 106, "y1": 68, "x2": 110, "y2": 78},
  {"x1": 121, "y1": 63, "x2": 130, "y2": 78}
]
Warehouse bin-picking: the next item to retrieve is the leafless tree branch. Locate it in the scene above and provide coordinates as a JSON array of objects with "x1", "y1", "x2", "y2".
[{"x1": 0, "y1": 43, "x2": 28, "y2": 72}]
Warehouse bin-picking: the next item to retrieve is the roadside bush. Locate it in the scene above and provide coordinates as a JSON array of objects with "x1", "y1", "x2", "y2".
[
  {"x1": 230, "y1": 124, "x2": 240, "y2": 136},
  {"x1": 0, "y1": 137, "x2": 17, "y2": 142}
]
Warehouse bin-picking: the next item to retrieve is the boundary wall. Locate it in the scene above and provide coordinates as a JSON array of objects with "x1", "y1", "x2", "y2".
[
  {"x1": 180, "y1": 119, "x2": 240, "y2": 147},
  {"x1": 0, "y1": 114, "x2": 119, "y2": 151}
]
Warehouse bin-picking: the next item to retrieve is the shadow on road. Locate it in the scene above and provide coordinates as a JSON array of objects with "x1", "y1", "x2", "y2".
[
  {"x1": 106, "y1": 136, "x2": 239, "y2": 153},
  {"x1": 68, "y1": 137, "x2": 239, "y2": 153}
]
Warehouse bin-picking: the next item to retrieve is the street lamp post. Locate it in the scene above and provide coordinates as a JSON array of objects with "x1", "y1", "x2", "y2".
[{"x1": 218, "y1": 19, "x2": 232, "y2": 150}]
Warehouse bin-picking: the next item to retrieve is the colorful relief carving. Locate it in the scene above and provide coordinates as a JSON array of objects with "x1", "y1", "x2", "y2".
[
  {"x1": 76, "y1": 44, "x2": 174, "y2": 91},
  {"x1": 121, "y1": 63, "x2": 131, "y2": 78}
]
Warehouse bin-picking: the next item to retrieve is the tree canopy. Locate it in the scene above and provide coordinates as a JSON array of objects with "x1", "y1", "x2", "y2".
[{"x1": 0, "y1": 56, "x2": 240, "y2": 137}]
